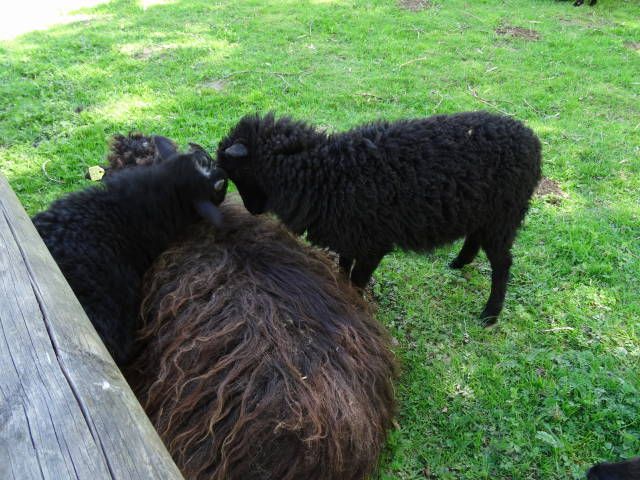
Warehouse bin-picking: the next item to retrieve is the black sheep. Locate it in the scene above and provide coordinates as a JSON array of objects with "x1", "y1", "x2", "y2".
[
  {"x1": 587, "y1": 457, "x2": 640, "y2": 480},
  {"x1": 32, "y1": 140, "x2": 228, "y2": 365},
  {"x1": 217, "y1": 111, "x2": 541, "y2": 323}
]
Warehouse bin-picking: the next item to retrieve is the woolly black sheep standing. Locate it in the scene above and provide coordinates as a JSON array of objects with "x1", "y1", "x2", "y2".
[
  {"x1": 32, "y1": 140, "x2": 228, "y2": 365},
  {"x1": 587, "y1": 457, "x2": 640, "y2": 480},
  {"x1": 217, "y1": 111, "x2": 542, "y2": 323}
]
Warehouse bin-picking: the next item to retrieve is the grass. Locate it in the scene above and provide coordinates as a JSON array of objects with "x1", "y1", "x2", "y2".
[{"x1": 1, "y1": 0, "x2": 639, "y2": 478}]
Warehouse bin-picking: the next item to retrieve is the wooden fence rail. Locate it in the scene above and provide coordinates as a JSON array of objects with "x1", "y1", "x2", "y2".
[{"x1": 0, "y1": 174, "x2": 183, "y2": 480}]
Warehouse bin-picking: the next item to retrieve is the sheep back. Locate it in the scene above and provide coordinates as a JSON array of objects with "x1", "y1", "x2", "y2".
[
  {"x1": 129, "y1": 200, "x2": 398, "y2": 480},
  {"x1": 218, "y1": 111, "x2": 542, "y2": 259}
]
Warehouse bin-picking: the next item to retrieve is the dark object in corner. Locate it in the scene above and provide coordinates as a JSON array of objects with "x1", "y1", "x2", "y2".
[{"x1": 587, "y1": 457, "x2": 640, "y2": 480}]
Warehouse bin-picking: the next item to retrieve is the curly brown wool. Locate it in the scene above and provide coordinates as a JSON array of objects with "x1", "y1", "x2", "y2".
[
  {"x1": 106, "y1": 133, "x2": 161, "y2": 171},
  {"x1": 128, "y1": 199, "x2": 398, "y2": 480}
]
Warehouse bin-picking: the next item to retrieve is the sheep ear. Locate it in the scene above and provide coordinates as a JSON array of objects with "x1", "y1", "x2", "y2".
[
  {"x1": 190, "y1": 149, "x2": 214, "y2": 171},
  {"x1": 214, "y1": 179, "x2": 226, "y2": 191},
  {"x1": 152, "y1": 135, "x2": 178, "y2": 161},
  {"x1": 188, "y1": 142, "x2": 206, "y2": 153},
  {"x1": 224, "y1": 143, "x2": 248, "y2": 158}
]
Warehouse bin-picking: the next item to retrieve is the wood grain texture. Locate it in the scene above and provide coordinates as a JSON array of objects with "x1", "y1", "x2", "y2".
[{"x1": 0, "y1": 174, "x2": 184, "y2": 480}]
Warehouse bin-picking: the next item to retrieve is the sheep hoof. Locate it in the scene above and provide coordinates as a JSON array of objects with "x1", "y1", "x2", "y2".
[
  {"x1": 479, "y1": 312, "x2": 499, "y2": 327},
  {"x1": 449, "y1": 258, "x2": 465, "y2": 269}
]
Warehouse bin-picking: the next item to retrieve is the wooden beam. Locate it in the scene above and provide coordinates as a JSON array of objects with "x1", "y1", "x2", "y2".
[{"x1": 0, "y1": 174, "x2": 183, "y2": 480}]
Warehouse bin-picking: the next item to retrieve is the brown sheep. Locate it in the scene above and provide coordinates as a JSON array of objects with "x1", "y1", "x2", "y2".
[{"x1": 127, "y1": 199, "x2": 399, "y2": 480}]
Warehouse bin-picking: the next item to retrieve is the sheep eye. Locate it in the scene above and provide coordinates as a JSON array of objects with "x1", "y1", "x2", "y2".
[{"x1": 214, "y1": 179, "x2": 226, "y2": 191}]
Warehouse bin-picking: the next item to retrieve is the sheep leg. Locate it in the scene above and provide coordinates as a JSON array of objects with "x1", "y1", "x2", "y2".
[
  {"x1": 350, "y1": 254, "x2": 385, "y2": 288},
  {"x1": 449, "y1": 234, "x2": 481, "y2": 269},
  {"x1": 479, "y1": 242, "x2": 513, "y2": 325},
  {"x1": 339, "y1": 255, "x2": 354, "y2": 277}
]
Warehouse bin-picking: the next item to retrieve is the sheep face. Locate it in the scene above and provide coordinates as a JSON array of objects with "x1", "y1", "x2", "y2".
[
  {"x1": 104, "y1": 133, "x2": 228, "y2": 225},
  {"x1": 217, "y1": 113, "x2": 320, "y2": 216},
  {"x1": 218, "y1": 113, "x2": 332, "y2": 224},
  {"x1": 217, "y1": 140, "x2": 268, "y2": 215},
  {"x1": 167, "y1": 143, "x2": 229, "y2": 225},
  {"x1": 173, "y1": 152, "x2": 228, "y2": 226},
  {"x1": 125, "y1": 146, "x2": 228, "y2": 227}
]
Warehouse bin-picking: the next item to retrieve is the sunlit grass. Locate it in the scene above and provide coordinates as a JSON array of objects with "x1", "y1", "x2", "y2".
[{"x1": 1, "y1": 0, "x2": 639, "y2": 478}]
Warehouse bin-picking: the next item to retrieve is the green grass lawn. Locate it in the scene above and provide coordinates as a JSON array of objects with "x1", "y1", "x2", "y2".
[{"x1": 1, "y1": 0, "x2": 638, "y2": 478}]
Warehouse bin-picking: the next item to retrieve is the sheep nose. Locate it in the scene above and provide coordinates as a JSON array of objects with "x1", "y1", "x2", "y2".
[{"x1": 211, "y1": 166, "x2": 228, "y2": 182}]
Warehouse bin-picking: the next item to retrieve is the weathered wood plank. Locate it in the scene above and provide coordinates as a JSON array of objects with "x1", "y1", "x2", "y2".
[{"x1": 0, "y1": 174, "x2": 183, "y2": 480}]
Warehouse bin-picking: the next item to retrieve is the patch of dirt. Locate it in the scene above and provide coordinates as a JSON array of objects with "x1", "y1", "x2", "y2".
[
  {"x1": 535, "y1": 177, "x2": 568, "y2": 205},
  {"x1": 557, "y1": 15, "x2": 613, "y2": 29},
  {"x1": 398, "y1": 0, "x2": 432, "y2": 11},
  {"x1": 495, "y1": 25, "x2": 541, "y2": 41},
  {"x1": 624, "y1": 41, "x2": 640, "y2": 51},
  {"x1": 133, "y1": 47, "x2": 162, "y2": 60},
  {"x1": 202, "y1": 79, "x2": 227, "y2": 92},
  {"x1": 122, "y1": 44, "x2": 176, "y2": 60},
  {"x1": 422, "y1": 466, "x2": 436, "y2": 478}
]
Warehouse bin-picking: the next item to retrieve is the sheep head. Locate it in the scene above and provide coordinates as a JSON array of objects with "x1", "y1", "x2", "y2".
[{"x1": 217, "y1": 139, "x2": 268, "y2": 215}]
